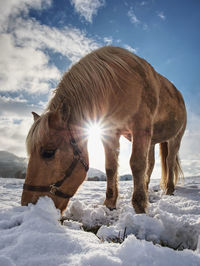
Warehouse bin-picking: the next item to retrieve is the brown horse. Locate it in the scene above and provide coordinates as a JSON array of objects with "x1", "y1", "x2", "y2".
[{"x1": 21, "y1": 46, "x2": 186, "y2": 214}]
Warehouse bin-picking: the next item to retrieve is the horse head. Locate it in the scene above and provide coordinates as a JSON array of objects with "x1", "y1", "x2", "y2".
[{"x1": 21, "y1": 104, "x2": 89, "y2": 214}]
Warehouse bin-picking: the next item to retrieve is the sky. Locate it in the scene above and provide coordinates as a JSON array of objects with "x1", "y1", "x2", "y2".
[{"x1": 0, "y1": 0, "x2": 200, "y2": 177}]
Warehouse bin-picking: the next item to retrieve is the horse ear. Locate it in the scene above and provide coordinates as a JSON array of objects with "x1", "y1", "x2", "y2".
[
  {"x1": 48, "y1": 103, "x2": 70, "y2": 129},
  {"x1": 32, "y1": 112, "x2": 40, "y2": 122}
]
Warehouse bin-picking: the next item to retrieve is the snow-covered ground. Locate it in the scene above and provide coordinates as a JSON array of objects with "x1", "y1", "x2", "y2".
[{"x1": 0, "y1": 177, "x2": 200, "y2": 266}]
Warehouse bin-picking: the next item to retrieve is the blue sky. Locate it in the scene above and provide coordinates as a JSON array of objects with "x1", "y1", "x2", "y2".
[{"x1": 0, "y1": 0, "x2": 200, "y2": 176}]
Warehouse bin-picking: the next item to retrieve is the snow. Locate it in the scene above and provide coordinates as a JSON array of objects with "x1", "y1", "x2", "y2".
[{"x1": 0, "y1": 177, "x2": 200, "y2": 266}]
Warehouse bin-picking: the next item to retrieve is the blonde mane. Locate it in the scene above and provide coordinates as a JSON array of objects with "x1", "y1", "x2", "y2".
[{"x1": 47, "y1": 46, "x2": 136, "y2": 121}]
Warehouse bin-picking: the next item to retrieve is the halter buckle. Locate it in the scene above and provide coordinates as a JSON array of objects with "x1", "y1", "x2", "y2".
[
  {"x1": 73, "y1": 153, "x2": 80, "y2": 161},
  {"x1": 50, "y1": 184, "x2": 58, "y2": 195}
]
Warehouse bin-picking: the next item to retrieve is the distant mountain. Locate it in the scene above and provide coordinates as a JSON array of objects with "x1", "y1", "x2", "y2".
[
  {"x1": 0, "y1": 151, "x2": 27, "y2": 179},
  {"x1": 87, "y1": 168, "x2": 106, "y2": 181},
  {"x1": 87, "y1": 168, "x2": 132, "y2": 181},
  {"x1": 120, "y1": 174, "x2": 132, "y2": 181}
]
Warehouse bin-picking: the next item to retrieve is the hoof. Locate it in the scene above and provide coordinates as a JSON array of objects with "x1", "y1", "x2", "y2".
[
  {"x1": 104, "y1": 199, "x2": 117, "y2": 210},
  {"x1": 166, "y1": 187, "x2": 175, "y2": 195},
  {"x1": 132, "y1": 190, "x2": 148, "y2": 214},
  {"x1": 133, "y1": 204, "x2": 146, "y2": 214},
  {"x1": 107, "y1": 207, "x2": 116, "y2": 211}
]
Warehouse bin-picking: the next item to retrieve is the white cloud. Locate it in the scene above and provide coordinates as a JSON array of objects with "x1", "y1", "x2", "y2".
[
  {"x1": 157, "y1": 11, "x2": 166, "y2": 20},
  {"x1": 0, "y1": 33, "x2": 60, "y2": 94},
  {"x1": 0, "y1": 95, "x2": 44, "y2": 157},
  {"x1": 0, "y1": 0, "x2": 52, "y2": 31},
  {"x1": 180, "y1": 112, "x2": 200, "y2": 160},
  {"x1": 0, "y1": 96, "x2": 43, "y2": 118},
  {"x1": 0, "y1": 1, "x2": 59, "y2": 94},
  {"x1": 0, "y1": 93, "x2": 47, "y2": 157},
  {"x1": 0, "y1": 117, "x2": 32, "y2": 157},
  {"x1": 70, "y1": 0, "x2": 105, "y2": 23},
  {"x1": 124, "y1": 44, "x2": 137, "y2": 54},
  {"x1": 127, "y1": 7, "x2": 148, "y2": 30},
  {"x1": 179, "y1": 111, "x2": 200, "y2": 176},
  {"x1": 181, "y1": 159, "x2": 200, "y2": 177},
  {"x1": 0, "y1": 1, "x2": 100, "y2": 94},
  {"x1": 14, "y1": 18, "x2": 99, "y2": 64},
  {"x1": 103, "y1": 37, "x2": 113, "y2": 46},
  {"x1": 128, "y1": 8, "x2": 140, "y2": 25}
]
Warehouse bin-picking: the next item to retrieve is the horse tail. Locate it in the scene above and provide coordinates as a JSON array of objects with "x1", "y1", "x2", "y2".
[
  {"x1": 174, "y1": 154, "x2": 184, "y2": 186},
  {"x1": 159, "y1": 142, "x2": 168, "y2": 190},
  {"x1": 160, "y1": 142, "x2": 184, "y2": 190}
]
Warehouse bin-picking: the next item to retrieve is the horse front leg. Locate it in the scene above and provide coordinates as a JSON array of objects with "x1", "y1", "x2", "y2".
[
  {"x1": 103, "y1": 132, "x2": 120, "y2": 210},
  {"x1": 130, "y1": 126, "x2": 152, "y2": 213}
]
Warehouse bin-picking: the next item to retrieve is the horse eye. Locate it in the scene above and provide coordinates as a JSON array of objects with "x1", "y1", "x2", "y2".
[{"x1": 41, "y1": 149, "x2": 56, "y2": 159}]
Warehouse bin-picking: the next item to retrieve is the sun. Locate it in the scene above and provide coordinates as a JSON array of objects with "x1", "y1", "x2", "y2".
[
  {"x1": 86, "y1": 121, "x2": 105, "y2": 170},
  {"x1": 87, "y1": 123, "x2": 103, "y2": 140}
]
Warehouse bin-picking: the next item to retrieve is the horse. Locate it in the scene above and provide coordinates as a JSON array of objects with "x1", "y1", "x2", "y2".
[{"x1": 21, "y1": 46, "x2": 187, "y2": 214}]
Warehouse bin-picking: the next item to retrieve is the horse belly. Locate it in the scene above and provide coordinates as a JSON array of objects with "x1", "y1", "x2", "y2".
[{"x1": 152, "y1": 118, "x2": 183, "y2": 144}]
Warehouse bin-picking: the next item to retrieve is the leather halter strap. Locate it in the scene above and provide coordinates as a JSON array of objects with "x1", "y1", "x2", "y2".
[{"x1": 23, "y1": 126, "x2": 89, "y2": 199}]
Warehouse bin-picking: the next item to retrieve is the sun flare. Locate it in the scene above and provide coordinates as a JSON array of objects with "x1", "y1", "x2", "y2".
[
  {"x1": 87, "y1": 123, "x2": 103, "y2": 140},
  {"x1": 86, "y1": 122, "x2": 105, "y2": 170}
]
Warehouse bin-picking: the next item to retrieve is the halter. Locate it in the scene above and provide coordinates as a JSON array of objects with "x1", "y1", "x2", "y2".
[{"x1": 23, "y1": 126, "x2": 89, "y2": 199}]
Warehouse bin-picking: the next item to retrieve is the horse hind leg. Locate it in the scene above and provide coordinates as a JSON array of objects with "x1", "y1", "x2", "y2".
[
  {"x1": 160, "y1": 134, "x2": 184, "y2": 195},
  {"x1": 103, "y1": 132, "x2": 120, "y2": 210}
]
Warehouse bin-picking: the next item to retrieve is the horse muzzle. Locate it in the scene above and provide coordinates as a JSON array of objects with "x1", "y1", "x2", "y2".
[{"x1": 21, "y1": 190, "x2": 39, "y2": 206}]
